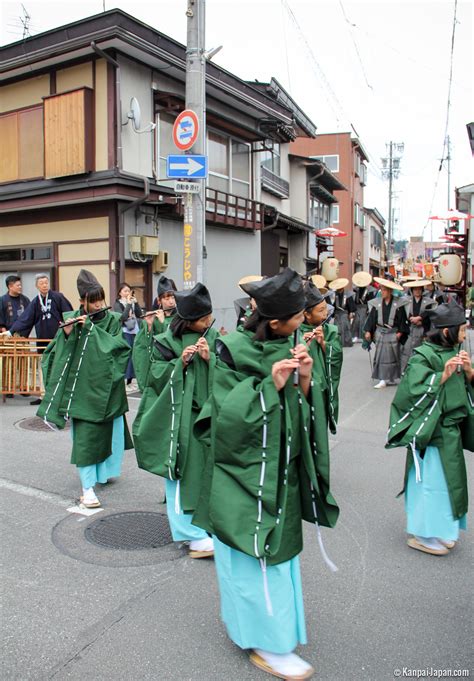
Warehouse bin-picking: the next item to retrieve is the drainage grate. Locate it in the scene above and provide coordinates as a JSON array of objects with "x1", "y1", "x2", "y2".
[
  {"x1": 84, "y1": 511, "x2": 173, "y2": 551},
  {"x1": 16, "y1": 416, "x2": 70, "y2": 432}
]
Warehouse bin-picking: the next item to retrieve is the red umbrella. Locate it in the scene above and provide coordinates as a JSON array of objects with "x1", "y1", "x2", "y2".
[
  {"x1": 429, "y1": 209, "x2": 473, "y2": 220},
  {"x1": 315, "y1": 227, "x2": 347, "y2": 237}
]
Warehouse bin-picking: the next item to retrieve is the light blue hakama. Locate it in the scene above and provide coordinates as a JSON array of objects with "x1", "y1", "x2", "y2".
[
  {"x1": 405, "y1": 445, "x2": 467, "y2": 541},
  {"x1": 77, "y1": 417, "x2": 125, "y2": 489},
  {"x1": 213, "y1": 537, "x2": 307, "y2": 654},
  {"x1": 165, "y1": 479, "x2": 209, "y2": 541}
]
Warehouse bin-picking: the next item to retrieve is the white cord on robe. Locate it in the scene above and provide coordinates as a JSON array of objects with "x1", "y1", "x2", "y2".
[
  {"x1": 259, "y1": 557, "x2": 274, "y2": 616},
  {"x1": 175, "y1": 479, "x2": 181, "y2": 515},
  {"x1": 410, "y1": 438, "x2": 422, "y2": 483},
  {"x1": 315, "y1": 524, "x2": 338, "y2": 573},
  {"x1": 311, "y1": 489, "x2": 338, "y2": 572}
]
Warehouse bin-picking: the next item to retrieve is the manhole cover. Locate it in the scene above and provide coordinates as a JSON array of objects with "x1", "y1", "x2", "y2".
[
  {"x1": 15, "y1": 416, "x2": 70, "y2": 432},
  {"x1": 85, "y1": 511, "x2": 173, "y2": 550}
]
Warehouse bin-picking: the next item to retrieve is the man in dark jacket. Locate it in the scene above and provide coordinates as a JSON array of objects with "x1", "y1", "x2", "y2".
[
  {"x1": 0, "y1": 275, "x2": 30, "y2": 332},
  {"x1": 8, "y1": 273, "x2": 72, "y2": 341},
  {"x1": 5, "y1": 274, "x2": 73, "y2": 405}
]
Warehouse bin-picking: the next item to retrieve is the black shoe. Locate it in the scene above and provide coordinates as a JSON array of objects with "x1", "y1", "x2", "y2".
[{"x1": 30, "y1": 398, "x2": 42, "y2": 405}]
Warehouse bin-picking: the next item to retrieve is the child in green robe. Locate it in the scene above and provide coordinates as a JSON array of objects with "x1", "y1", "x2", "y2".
[
  {"x1": 301, "y1": 281, "x2": 342, "y2": 434},
  {"x1": 132, "y1": 276, "x2": 177, "y2": 392},
  {"x1": 193, "y1": 268, "x2": 339, "y2": 681},
  {"x1": 134, "y1": 283, "x2": 218, "y2": 558},
  {"x1": 37, "y1": 270, "x2": 132, "y2": 508},
  {"x1": 387, "y1": 300, "x2": 473, "y2": 556}
]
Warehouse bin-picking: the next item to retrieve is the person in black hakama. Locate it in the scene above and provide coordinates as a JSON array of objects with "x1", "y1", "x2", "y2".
[
  {"x1": 364, "y1": 277, "x2": 409, "y2": 388},
  {"x1": 400, "y1": 279, "x2": 436, "y2": 372},
  {"x1": 350, "y1": 271, "x2": 376, "y2": 343},
  {"x1": 328, "y1": 278, "x2": 356, "y2": 347}
]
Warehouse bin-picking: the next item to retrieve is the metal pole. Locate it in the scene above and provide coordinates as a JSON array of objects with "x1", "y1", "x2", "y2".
[
  {"x1": 447, "y1": 135, "x2": 451, "y2": 209},
  {"x1": 185, "y1": 0, "x2": 206, "y2": 285},
  {"x1": 387, "y1": 141, "x2": 393, "y2": 264}
]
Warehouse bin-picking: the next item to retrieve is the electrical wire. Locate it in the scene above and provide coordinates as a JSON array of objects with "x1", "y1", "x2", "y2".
[
  {"x1": 282, "y1": 0, "x2": 345, "y2": 125},
  {"x1": 283, "y1": 0, "x2": 386, "y2": 182},
  {"x1": 280, "y1": 0, "x2": 292, "y2": 93},
  {"x1": 338, "y1": 0, "x2": 373, "y2": 91},
  {"x1": 422, "y1": 0, "x2": 458, "y2": 235}
]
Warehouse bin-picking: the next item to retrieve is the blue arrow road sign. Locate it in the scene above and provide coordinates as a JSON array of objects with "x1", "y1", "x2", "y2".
[{"x1": 166, "y1": 155, "x2": 208, "y2": 179}]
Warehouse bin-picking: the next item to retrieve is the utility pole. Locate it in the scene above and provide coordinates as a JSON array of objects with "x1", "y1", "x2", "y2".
[
  {"x1": 381, "y1": 141, "x2": 404, "y2": 264},
  {"x1": 387, "y1": 142, "x2": 393, "y2": 262},
  {"x1": 446, "y1": 134, "x2": 451, "y2": 209},
  {"x1": 184, "y1": 0, "x2": 206, "y2": 285}
]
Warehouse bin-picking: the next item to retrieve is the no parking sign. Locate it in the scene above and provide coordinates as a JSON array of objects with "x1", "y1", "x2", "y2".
[{"x1": 172, "y1": 110, "x2": 199, "y2": 151}]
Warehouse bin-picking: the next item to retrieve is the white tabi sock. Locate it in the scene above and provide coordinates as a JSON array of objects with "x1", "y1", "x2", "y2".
[
  {"x1": 189, "y1": 537, "x2": 214, "y2": 552},
  {"x1": 254, "y1": 649, "x2": 313, "y2": 676}
]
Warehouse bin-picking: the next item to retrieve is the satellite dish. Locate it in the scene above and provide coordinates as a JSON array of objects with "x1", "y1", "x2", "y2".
[
  {"x1": 128, "y1": 97, "x2": 141, "y2": 131},
  {"x1": 126, "y1": 97, "x2": 156, "y2": 134}
]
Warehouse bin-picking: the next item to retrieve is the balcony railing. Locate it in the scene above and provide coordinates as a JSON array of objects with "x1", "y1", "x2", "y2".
[
  {"x1": 205, "y1": 187, "x2": 263, "y2": 230},
  {"x1": 261, "y1": 166, "x2": 290, "y2": 199}
]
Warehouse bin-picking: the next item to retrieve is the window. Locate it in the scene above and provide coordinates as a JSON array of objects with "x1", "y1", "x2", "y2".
[
  {"x1": 261, "y1": 142, "x2": 281, "y2": 176},
  {"x1": 310, "y1": 197, "x2": 330, "y2": 230},
  {"x1": 354, "y1": 153, "x2": 367, "y2": 184},
  {"x1": 0, "y1": 106, "x2": 44, "y2": 183},
  {"x1": 157, "y1": 113, "x2": 176, "y2": 183},
  {"x1": 44, "y1": 89, "x2": 93, "y2": 178},
  {"x1": 0, "y1": 246, "x2": 52, "y2": 262},
  {"x1": 208, "y1": 129, "x2": 250, "y2": 198},
  {"x1": 331, "y1": 204, "x2": 339, "y2": 224},
  {"x1": 157, "y1": 117, "x2": 251, "y2": 198},
  {"x1": 354, "y1": 203, "x2": 364, "y2": 227},
  {"x1": 310, "y1": 154, "x2": 339, "y2": 173}
]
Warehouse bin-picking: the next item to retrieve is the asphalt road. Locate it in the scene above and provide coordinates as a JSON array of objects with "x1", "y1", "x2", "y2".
[{"x1": 1, "y1": 335, "x2": 473, "y2": 681}]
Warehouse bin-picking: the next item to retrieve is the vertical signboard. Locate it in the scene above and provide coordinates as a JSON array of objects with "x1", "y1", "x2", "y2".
[{"x1": 183, "y1": 193, "x2": 197, "y2": 289}]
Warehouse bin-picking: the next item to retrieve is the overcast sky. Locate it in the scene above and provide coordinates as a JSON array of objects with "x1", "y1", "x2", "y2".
[{"x1": 2, "y1": 0, "x2": 473, "y2": 240}]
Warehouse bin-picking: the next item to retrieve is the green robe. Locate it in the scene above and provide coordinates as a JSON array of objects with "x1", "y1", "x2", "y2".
[
  {"x1": 133, "y1": 326, "x2": 219, "y2": 512},
  {"x1": 193, "y1": 329, "x2": 339, "y2": 566},
  {"x1": 37, "y1": 310, "x2": 133, "y2": 467},
  {"x1": 132, "y1": 316, "x2": 173, "y2": 391},
  {"x1": 301, "y1": 322, "x2": 342, "y2": 433},
  {"x1": 386, "y1": 342, "x2": 474, "y2": 519}
]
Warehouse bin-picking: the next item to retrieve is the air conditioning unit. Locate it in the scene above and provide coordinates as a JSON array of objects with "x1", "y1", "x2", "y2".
[
  {"x1": 152, "y1": 251, "x2": 169, "y2": 273},
  {"x1": 141, "y1": 236, "x2": 160, "y2": 255}
]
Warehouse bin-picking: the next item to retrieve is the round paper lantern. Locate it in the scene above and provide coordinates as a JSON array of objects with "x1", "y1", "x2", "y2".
[
  {"x1": 321, "y1": 257, "x2": 340, "y2": 282},
  {"x1": 438, "y1": 254, "x2": 462, "y2": 285}
]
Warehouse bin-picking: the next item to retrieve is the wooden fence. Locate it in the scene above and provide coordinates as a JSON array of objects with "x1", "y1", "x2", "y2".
[{"x1": 0, "y1": 337, "x2": 50, "y2": 401}]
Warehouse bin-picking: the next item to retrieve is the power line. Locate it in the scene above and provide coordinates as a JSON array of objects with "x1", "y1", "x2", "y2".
[
  {"x1": 338, "y1": 0, "x2": 373, "y2": 91},
  {"x1": 282, "y1": 0, "x2": 387, "y2": 184},
  {"x1": 422, "y1": 0, "x2": 459, "y2": 234},
  {"x1": 282, "y1": 0, "x2": 345, "y2": 125},
  {"x1": 280, "y1": 0, "x2": 292, "y2": 93}
]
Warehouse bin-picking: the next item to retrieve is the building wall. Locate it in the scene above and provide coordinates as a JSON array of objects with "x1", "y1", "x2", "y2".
[
  {"x1": 0, "y1": 214, "x2": 111, "y2": 305},
  {"x1": 456, "y1": 186, "x2": 474, "y2": 282},
  {"x1": 153, "y1": 219, "x2": 261, "y2": 330},
  {"x1": 289, "y1": 163, "x2": 308, "y2": 223},
  {"x1": 0, "y1": 75, "x2": 50, "y2": 113},
  {"x1": 56, "y1": 62, "x2": 93, "y2": 91},
  {"x1": 290, "y1": 133, "x2": 367, "y2": 279},
  {"x1": 0, "y1": 59, "x2": 109, "y2": 175},
  {"x1": 95, "y1": 60, "x2": 109, "y2": 172},
  {"x1": 119, "y1": 55, "x2": 154, "y2": 178}
]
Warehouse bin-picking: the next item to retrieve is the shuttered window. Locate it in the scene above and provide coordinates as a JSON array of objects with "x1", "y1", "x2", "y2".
[{"x1": 0, "y1": 105, "x2": 44, "y2": 183}]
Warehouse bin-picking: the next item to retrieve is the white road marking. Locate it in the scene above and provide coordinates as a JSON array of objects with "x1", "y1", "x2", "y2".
[
  {"x1": 0, "y1": 477, "x2": 72, "y2": 508},
  {"x1": 67, "y1": 505, "x2": 104, "y2": 517}
]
